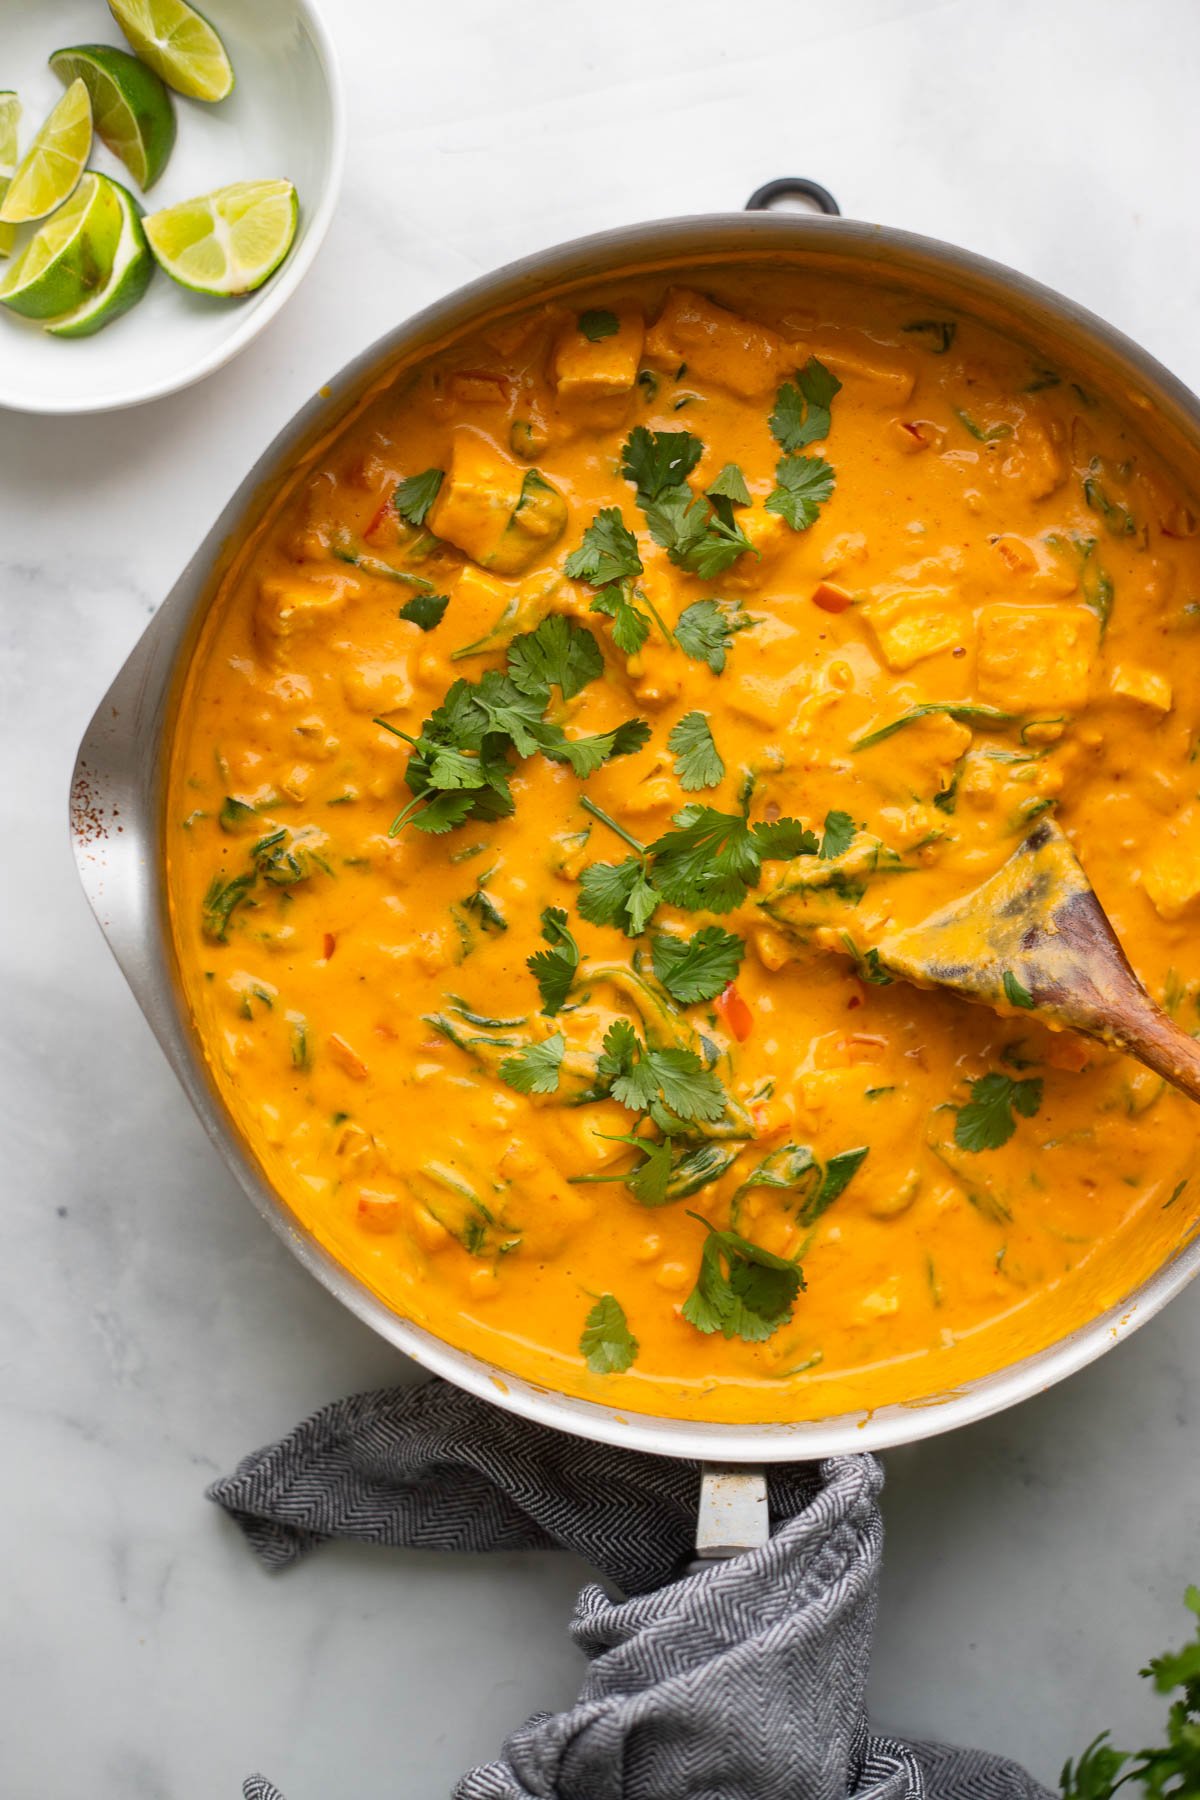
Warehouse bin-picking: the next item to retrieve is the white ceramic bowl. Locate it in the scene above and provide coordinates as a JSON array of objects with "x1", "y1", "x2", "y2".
[{"x1": 0, "y1": 0, "x2": 344, "y2": 413}]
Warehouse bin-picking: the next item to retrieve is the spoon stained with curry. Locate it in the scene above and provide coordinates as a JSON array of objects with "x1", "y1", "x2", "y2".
[{"x1": 792, "y1": 817, "x2": 1200, "y2": 1105}]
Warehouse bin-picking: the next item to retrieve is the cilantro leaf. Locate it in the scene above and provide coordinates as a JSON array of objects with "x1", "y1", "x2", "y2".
[
  {"x1": 564, "y1": 508, "x2": 643, "y2": 587},
  {"x1": 597, "y1": 1020, "x2": 727, "y2": 1131},
  {"x1": 753, "y1": 819, "x2": 820, "y2": 858},
  {"x1": 644, "y1": 486, "x2": 756, "y2": 579},
  {"x1": 527, "y1": 906, "x2": 581, "y2": 1015},
  {"x1": 1002, "y1": 969, "x2": 1035, "y2": 1009},
  {"x1": 578, "y1": 857, "x2": 662, "y2": 936},
  {"x1": 668, "y1": 711, "x2": 725, "y2": 791},
  {"x1": 579, "y1": 308, "x2": 619, "y2": 342},
  {"x1": 675, "y1": 597, "x2": 756, "y2": 674},
  {"x1": 651, "y1": 925, "x2": 745, "y2": 1004},
  {"x1": 406, "y1": 791, "x2": 478, "y2": 834},
  {"x1": 539, "y1": 716, "x2": 652, "y2": 779},
  {"x1": 590, "y1": 1130, "x2": 675, "y2": 1206},
  {"x1": 399, "y1": 592, "x2": 449, "y2": 632},
  {"x1": 589, "y1": 583, "x2": 650, "y2": 654},
  {"x1": 953, "y1": 1072, "x2": 1043, "y2": 1152},
  {"x1": 499, "y1": 1032, "x2": 565, "y2": 1095},
  {"x1": 647, "y1": 805, "x2": 812, "y2": 913},
  {"x1": 394, "y1": 467, "x2": 444, "y2": 527},
  {"x1": 579, "y1": 1293, "x2": 639, "y2": 1373},
  {"x1": 681, "y1": 1214, "x2": 804, "y2": 1343},
  {"x1": 621, "y1": 426, "x2": 704, "y2": 504},
  {"x1": 765, "y1": 453, "x2": 836, "y2": 532},
  {"x1": 507, "y1": 615, "x2": 604, "y2": 701},
  {"x1": 819, "y1": 809, "x2": 856, "y2": 859},
  {"x1": 706, "y1": 462, "x2": 752, "y2": 506},
  {"x1": 471, "y1": 671, "x2": 552, "y2": 755},
  {"x1": 769, "y1": 357, "x2": 842, "y2": 452}
]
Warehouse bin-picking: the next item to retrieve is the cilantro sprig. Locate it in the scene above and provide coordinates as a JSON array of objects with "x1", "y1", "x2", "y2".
[
  {"x1": 394, "y1": 467, "x2": 444, "y2": 526},
  {"x1": 953, "y1": 1072, "x2": 1043, "y2": 1152},
  {"x1": 380, "y1": 618, "x2": 647, "y2": 836},
  {"x1": 622, "y1": 427, "x2": 757, "y2": 580},
  {"x1": 681, "y1": 1214, "x2": 805, "y2": 1342},
  {"x1": 651, "y1": 925, "x2": 744, "y2": 1004},
  {"x1": 579, "y1": 796, "x2": 817, "y2": 923},
  {"x1": 765, "y1": 453, "x2": 836, "y2": 531},
  {"x1": 769, "y1": 357, "x2": 842, "y2": 451},
  {"x1": 579, "y1": 1293, "x2": 639, "y2": 1373},
  {"x1": 500, "y1": 1032, "x2": 565, "y2": 1095},
  {"x1": 527, "y1": 907, "x2": 581, "y2": 1015},
  {"x1": 668, "y1": 711, "x2": 725, "y2": 791},
  {"x1": 565, "y1": 508, "x2": 674, "y2": 651},
  {"x1": 597, "y1": 1018, "x2": 727, "y2": 1133},
  {"x1": 675, "y1": 597, "x2": 756, "y2": 673},
  {"x1": 621, "y1": 426, "x2": 703, "y2": 503}
]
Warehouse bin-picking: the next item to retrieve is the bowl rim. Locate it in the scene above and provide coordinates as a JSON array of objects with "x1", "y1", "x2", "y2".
[
  {"x1": 72, "y1": 208, "x2": 1200, "y2": 1460},
  {"x1": 0, "y1": 0, "x2": 347, "y2": 417}
]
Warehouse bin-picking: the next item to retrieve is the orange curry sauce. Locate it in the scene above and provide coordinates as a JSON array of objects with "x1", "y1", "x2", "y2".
[{"x1": 167, "y1": 272, "x2": 1200, "y2": 1422}]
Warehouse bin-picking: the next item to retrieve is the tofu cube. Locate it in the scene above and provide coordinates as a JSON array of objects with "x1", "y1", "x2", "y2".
[
  {"x1": 1143, "y1": 830, "x2": 1200, "y2": 920},
  {"x1": 1109, "y1": 663, "x2": 1173, "y2": 714},
  {"x1": 427, "y1": 426, "x2": 522, "y2": 565},
  {"x1": 976, "y1": 604, "x2": 1099, "y2": 712},
  {"x1": 553, "y1": 306, "x2": 645, "y2": 400},
  {"x1": 644, "y1": 287, "x2": 790, "y2": 397},
  {"x1": 862, "y1": 587, "x2": 965, "y2": 670}
]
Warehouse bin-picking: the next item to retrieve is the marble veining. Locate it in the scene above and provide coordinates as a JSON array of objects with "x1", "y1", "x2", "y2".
[{"x1": 1, "y1": 0, "x2": 1198, "y2": 1793}]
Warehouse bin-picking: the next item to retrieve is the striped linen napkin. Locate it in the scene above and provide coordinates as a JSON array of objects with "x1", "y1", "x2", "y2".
[{"x1": 211, "y1": 1379, "x2": 1050, "y2": 1800}]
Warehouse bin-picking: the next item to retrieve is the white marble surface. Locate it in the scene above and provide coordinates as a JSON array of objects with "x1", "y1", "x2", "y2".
[{"x1": 2, "y1": 0, "x2": 1198, "y2": 1793}]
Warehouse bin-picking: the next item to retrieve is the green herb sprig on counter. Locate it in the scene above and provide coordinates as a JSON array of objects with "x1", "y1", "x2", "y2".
[{"x1": 1059, "y1": 1586, "x2": 1200, "y2": 1800}]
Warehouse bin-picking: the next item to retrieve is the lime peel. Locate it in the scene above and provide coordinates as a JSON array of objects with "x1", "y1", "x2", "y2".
[
  {"x1": 49, "y1": 44, "x2": 177, "y2": 192},
  {"x1": 0, "y1": 172, "x2": 123, "y2": 320},
  {"x1": 48, "y1": 177, "x2": 154, "y2": 337},
  {"x1": 106, "y1": 0, "x2": 234, "y2": 104}
]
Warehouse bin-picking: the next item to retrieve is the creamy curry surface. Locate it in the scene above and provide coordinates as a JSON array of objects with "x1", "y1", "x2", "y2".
[{"x1": 167, "y1": 269, "x2": 1200, "y2": 1422}]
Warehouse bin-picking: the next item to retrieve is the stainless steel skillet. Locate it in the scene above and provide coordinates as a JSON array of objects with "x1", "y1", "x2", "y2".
[{"x1": 70, "y1": 183, "x2": 1200, "y2": 1515}]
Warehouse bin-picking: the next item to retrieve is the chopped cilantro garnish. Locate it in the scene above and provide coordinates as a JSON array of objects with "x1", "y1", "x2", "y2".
[
  {"x1": 651, "y1": 925, "x2": 744, "y2": 1004},
  {"x1": 668, "y1": 711, "x2": 725, "y2": 791},
  {"x1": 953, "y1": 1072, "x2": 1043, "y2": 1152},
  {"x1": 579, "y1": 1293, "x2": 639, "y2": 1373},
  {"x1": 675, "y1": 597, "x2": 756, "y2": 673},
  {"x1": 597, "y1": 1019, "x2": 727, "y2": 1132},
  {"x1": 578, "y1": 856, "x2": 662, "y2": 937},
  {"x1": 393, "y1": 467, "x2": 444, "y2": 527},
  {"x1": 648, "y1": 805, "x2": 816, "y2": 913},
  {"x1": 819, "y1": 809, "x2": 856, "y2": 860},
  {"x1": 769, "y1": 357, "x2": 841, "y2": 452},
  {"x1": 765, "y1": 453, "x2": 835, "y2": 531},
  {"x1": 527, "y1": 907, "x2": 581, "y2": 1015},
  {"x1": 399, "y1": 591, "x2": 449, "y2": 632},
  {"x1": 681, "y1": 1214, "x2": 804, "y2": 1342},
  {"x1": 588, "y1": 583, "x2": 651, "y2": 654},
  {"x1": 564, "y1": 506, "x2": 643, "y2": 587},
  {"x1": 1002, "y1": 969, "x2": 1035, "y2": 1010},
  {"x1": 507, "y1": 614, "x2": 605, "y2": 701},
  {"x1": 579, "y1": 308, "x2": 619, "y2": 342},
  {"x1": 499, "y1": 1032, "x2": 565, "y2": 1095},
  {"x1": 644, "y1": 484, "x2": 756, "y2": 579},
  {"x1": 621, "y1": 426, "x2": 704, "y2": 504},
  {"x1": 706, "y1": 462, "x2": 752, "y2": 506}
]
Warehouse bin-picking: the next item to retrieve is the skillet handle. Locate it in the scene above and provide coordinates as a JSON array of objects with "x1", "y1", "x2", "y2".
[{"x1": 693, "y1": 1464, "x2": 769, "y2": 1560}]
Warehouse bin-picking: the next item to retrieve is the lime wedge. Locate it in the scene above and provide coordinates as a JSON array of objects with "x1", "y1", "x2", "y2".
[
  {"x1": 0, "y1": 78, "x2": 92, "y2": 225},
  {"x1": 0, "y1": 91, "x2": 21, "y2": 256},
  {"x1": 144, "y1": 179, "x2": 298, "y2": 297},
  {"x1": 0, "y1": 171, "x2": 122, "y2": 318},
  {"x1": 48, "y1": 177, "x2": 153, "y2": 336},
  {"x1": 49, "y1": 45, "x2": 176, "y2": 192},
  {"x1": 106, "y1": 0, "x2": 234, "y2": 103}
]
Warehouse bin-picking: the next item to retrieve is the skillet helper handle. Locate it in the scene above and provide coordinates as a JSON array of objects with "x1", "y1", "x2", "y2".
[
  {"x1": 745, "y1": 177, "x2": 841, "y2": 215},
  {"x1": 692, "y1": 1464, "x2": 769, "y2": 1562}
]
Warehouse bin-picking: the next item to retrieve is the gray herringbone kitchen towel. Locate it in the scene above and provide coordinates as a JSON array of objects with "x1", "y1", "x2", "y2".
[{"x1": 211, "y1": 1380, "x2": 1051, "y2": 1800}]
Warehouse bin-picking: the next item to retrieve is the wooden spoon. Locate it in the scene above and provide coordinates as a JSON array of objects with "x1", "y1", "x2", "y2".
[{"x1": 855, "y1": 817, "x2": 1200, "y2": 1103}]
